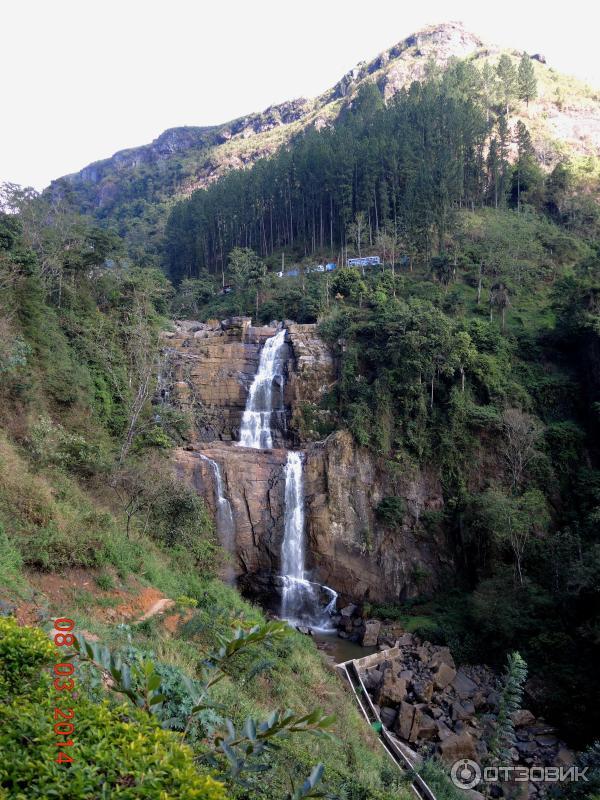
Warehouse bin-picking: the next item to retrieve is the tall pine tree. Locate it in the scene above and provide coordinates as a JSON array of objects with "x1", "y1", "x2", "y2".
[{"x1": 518, "y1": 53, "x2": 537, "y2": 106}]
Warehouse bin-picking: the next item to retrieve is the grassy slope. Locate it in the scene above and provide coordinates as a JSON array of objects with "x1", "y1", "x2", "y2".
[{"x1": 0, "y1": 430, "x2": 414, "y2": 799}]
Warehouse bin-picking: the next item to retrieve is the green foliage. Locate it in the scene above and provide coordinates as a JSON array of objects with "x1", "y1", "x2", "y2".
[
  {"x1": 0, "y1": 524, "x2": 24, "y2": 593},
  {"x1": 518, "y1": 54, "x2": 537, "y2": 105},
  {"x1": 375, "y1": 497, "x2": 406, "y2": 528},
  {"x1": 487, "y1": 651, "x2": 528, "y2": 764},
  {"x1": 29, "y1": 415, "x2": 105, "y2": 476},
  {"x1": 74, "y1": 622, "x2": 334, "y2": 795},
  {"x1": 95, "y1": 573, "x2": 116, "y2": 591},
  {"x1": 0, "y1": 685, "x2": 227, "y2": 799},
  {"x1": 0, "y1": 616, "x2": 55, "y2": 696}
]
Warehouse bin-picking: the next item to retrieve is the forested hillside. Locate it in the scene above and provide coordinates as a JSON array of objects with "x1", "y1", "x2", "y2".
[
  {"x1": 1, "y1": 21, "x2": 600, "y2": 799},
  {"x1": 163, "y1": 58, "x2": 600, "y2": 745}
]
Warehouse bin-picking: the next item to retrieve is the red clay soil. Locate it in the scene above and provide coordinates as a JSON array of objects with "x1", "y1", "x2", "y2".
[{"x1": 17, "y1": 568, "x2": 171, "y2": 625}]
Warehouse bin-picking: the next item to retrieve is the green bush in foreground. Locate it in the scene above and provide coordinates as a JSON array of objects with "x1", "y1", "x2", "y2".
[
  {"x1": 0, "y1": 619, "x2": 227, "y2": 799},
  {"x1": 0, "y1": 616, "x2": 55, "y2": 695}
]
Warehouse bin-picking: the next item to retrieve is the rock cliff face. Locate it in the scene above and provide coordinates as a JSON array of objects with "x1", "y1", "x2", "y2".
[
  {"x1": 161, "y1": 318, "x2": 287, "y2": 443},
  {"x1": 304, "y1": 432, "x2": 447, "y2": 603},
  {"x1": 163, "y1": 318, "x2": 450, "y2": 604}
]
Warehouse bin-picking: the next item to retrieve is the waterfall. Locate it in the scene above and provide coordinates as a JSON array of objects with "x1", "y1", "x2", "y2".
[
  {"x1": 237, "y1": 324, "x2": 337, "y2": 628},
  {"x1": 198, "y1": 454, "x2": 236, "y2": 584},
  {"x1": 238, "y1": 328, "x2": 287, "y2": 449},
  {"x1": 280, "y1": 451, "x2": 338, "y2": 631}
]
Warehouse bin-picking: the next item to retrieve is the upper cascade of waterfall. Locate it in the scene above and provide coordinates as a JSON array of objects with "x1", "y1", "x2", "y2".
[{"x1": 238, "y1": 327, "x2": 287, "y2": 449}]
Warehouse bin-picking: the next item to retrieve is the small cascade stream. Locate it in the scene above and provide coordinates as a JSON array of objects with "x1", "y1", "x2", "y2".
[
  {"x1": 198, "y1": 454, "x2": 236, "y2": 584},
  {"x1": 237, "y1": 326, "x2": 337, "y2": 629}
]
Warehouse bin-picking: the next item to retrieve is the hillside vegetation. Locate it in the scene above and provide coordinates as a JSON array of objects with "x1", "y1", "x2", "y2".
[
  {"x1": 1, "y1": 28, "x2": 600, "y2": 796},
  {"x1": 163, "y1": 59, "x2": 600, "y2": 746}
]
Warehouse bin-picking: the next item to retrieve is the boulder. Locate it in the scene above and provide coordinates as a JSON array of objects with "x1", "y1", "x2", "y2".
[
  {"x1": 436, "y1": 719, "x2": 454, "y2": 741},
  {"x1": 486, "y1": 690, "x2": 501, "y2": 712},
  {"x1": 411, "y1": 678, "x2": 434, "y2": 703},
  {"x1": 452, "y1": 701, "x2": 474, "y2": 722},
  {"x1": 361, "y1": 619, "x2": 381, "y2": 647},
  {"x1": 511, "y1": 709, "x2": 536, "y2": 727},
  {"x1": 378, "y1": 670, "x2": 407, "y2": 706},
  {"x1": 439, "y1": 732, "x2": 478, "y2": 763},
  {"x1": 409, "y1": 708, "x2": 438, "y2": 741},
  {"x1": 451, "y1": 670, "x2": 478, "y2": 700},
  {"x1": 536, "y1": 734, "x2": 558, "y2": 747},
  {"x1": 433, "y1": 661, "x2": 456, "y2": 690},
  {"x1": 429, "y1": 647, "x2": 456, "y2": 671},
  {"x1": 396, "y1": 701, "x2": 415, "y2": 740},
  {"x1": 340, "y1": 603, "x2": 357, "y2": 618},
  {"x1": 380, "y1": 706, "x2": 398, "y2": 729},
  {"x1": 362, "y1": 667, "x2": 383, "y2": 692}
]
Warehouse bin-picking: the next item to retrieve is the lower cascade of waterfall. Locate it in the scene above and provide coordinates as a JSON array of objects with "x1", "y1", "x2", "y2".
[
  {"x1": 280, "y1": 451, "x2": 338, "y2": 630},
  {"x1": 198, "y1": 454, "x2": 236, "y2": 584}
]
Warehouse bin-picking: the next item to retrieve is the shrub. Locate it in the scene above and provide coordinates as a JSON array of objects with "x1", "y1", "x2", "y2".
[
  {"x1": 0, "y1": 622, "x2": 227, "y2": 799},
  {"x1": 0, "y1": 524, "x2": 24, "y2": 592},
  {"x1": 0, "y1": 689, "x2": 227, "y2": 799},
  {"x1": 95, "y1": 573, "x2": 116, "y2": 591},
  {"x1": 0, "y1": 616, "x2": 55, "y2": 697},
  {"x1": 375, "y1": 497, "x2": 406, "y2": 528},
  {"x1": 29, "y1": 416, "x2": 104, "y2": 476}
]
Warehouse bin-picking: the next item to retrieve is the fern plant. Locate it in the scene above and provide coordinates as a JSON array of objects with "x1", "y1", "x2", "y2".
[{"x1": 487, "y1": 650, "x2": 528, "y2": 764}]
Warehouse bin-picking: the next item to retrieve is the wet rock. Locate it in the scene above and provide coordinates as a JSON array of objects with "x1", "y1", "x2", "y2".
[{"x1": 340, "y1": 604, "x2": 357, "y2": 618}]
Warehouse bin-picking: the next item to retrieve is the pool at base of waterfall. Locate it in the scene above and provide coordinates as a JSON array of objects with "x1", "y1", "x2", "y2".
[{"x1": 312, "y1": 631, "x2": 378, "y2": 664}]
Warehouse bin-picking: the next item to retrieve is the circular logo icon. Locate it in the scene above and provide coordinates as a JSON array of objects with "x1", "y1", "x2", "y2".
[{"x1": 451, "y1": 759, "x2": 482, "y2": 789}]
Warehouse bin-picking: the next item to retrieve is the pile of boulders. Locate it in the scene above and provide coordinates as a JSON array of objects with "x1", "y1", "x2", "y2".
[
  {"x1": 336, "y1": 604, "x2": 384, "y2": 645},
  {"x1": 356, "y1": 633, "x2": 574, "y2": 787}
]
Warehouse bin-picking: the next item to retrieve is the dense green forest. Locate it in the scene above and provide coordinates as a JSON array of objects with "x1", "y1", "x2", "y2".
[{"x1": 165, "y1": 60, "x2": 599, "y2": 282}]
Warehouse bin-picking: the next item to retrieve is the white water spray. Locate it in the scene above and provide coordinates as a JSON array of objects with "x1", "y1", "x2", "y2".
[
  {"x1": 280, "y1": 451, "x2": 338, "y2": 630},
  {"x1": 238, "y1": 328, "x2": 287, "y2": 449},
  {"x1": 237, "y1": 325, "x2": 337, "y2": 628}
]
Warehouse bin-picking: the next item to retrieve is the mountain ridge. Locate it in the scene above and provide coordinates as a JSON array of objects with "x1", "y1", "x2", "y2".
[{"x1": 48, "y1": 21, "x2": 600, "y2": 252}]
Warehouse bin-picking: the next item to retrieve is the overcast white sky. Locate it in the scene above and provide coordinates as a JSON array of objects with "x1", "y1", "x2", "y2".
[{"x1": 2, "y1": 0, "x2": 600, "y2": 191}]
